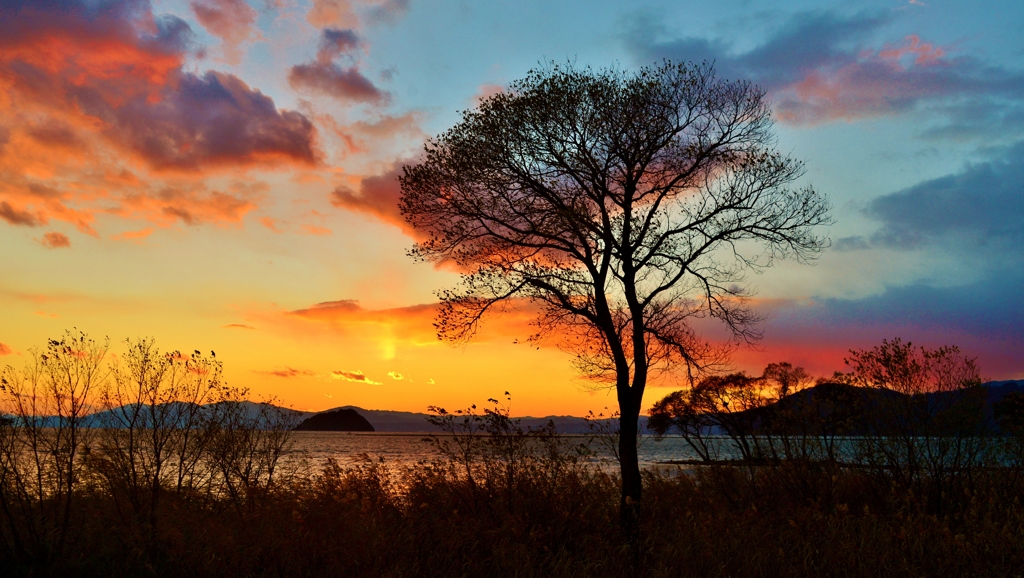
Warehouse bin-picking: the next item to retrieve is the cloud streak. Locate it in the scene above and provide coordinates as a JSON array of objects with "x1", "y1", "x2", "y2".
[
  {"x1": 331, "y1": 369, "x2": 381, "y2": 384},
  {"x1": 256, "y1": 367, "x2": 316, "y2": 378},
  {"x1": 280, "y1": 297, "x2": 553, "y2": 355}
]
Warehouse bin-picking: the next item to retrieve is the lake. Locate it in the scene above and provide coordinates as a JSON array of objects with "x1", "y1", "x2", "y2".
[{"x1": 285, "y1": 432, "x2": 741, "y2": 470}]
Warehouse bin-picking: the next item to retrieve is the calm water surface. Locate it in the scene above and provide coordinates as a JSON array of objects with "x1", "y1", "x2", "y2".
[
  {"x1": 284, "y1": 433, "x2": 1009, "y2": 473},
  {"x1": 285, "y1": 432, "x2": 725, "y2": 470}
]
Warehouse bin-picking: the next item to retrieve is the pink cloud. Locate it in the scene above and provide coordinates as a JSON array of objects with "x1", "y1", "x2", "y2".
[
  {"x1": 774, "y1": 35, "x2": 957, "y2": 125},
  {"x1": 471, "y1": 83, "x2": 505, "y2": 105},
  {"x1": 719, "y1": 293, "x2": 1024, "y2": 382},
  {"x1": 329, "y1": 160, "x2": 425, "y2": 238},
  {"x1": 314, "y1": 111, "x2": 424, "y2": 158},
  {"x1": 306, "y1": 0, "x2": 411, "y2": 30},
  {"x1": 190, "y1": 0, "x2": 259, "y2": 63},
  {"x1": 307, "y1": 0, "x2": 360, "y2": 29}
]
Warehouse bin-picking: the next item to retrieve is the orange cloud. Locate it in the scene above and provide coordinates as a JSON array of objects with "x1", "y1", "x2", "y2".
[
  {"x1": 289, "y1": 299, "x2": 438, "y2": 342},
  {"x1": 0, "y1": 201, "x2": 42, "y2": 226},
  {"x1": 223, "y1": 323, "x2": 256, "y2": 330},
  {"x1": 0, "y1": 1, "x2": 318, "y2": 236},
  {"x1": 331, "y1": 369, "x2": 381, "y2": 384},
  {"x1": 0, "y1": 343, "x2": 14, "y2": 356},
  {"x1": 111, "y1": 227, "x2": 155, "y2": 242},
  {"x1": 260, "y1": 217, "x2": 283, "y2": 232},
  {"x1": 38, "y1": 231, "x2": 71, "y2": 248}
]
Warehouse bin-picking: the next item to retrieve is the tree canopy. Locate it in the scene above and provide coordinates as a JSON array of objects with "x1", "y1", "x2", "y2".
[{"x1": 399, "y1": 61, "x2": 832, "y2": 521}]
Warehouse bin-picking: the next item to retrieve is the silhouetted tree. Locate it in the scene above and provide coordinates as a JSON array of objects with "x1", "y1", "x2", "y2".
[
  {"x1": 92, "y1": 340, "x2": 224, "y2": 547},
  {"x1": 400, "y1": 61, "x2": 832, "y2": 528},
  {"x1": 845, "y1": 338, "x2": 985, "y2": 514},
  {"x1": 0, "y1": 331, "x2": 108, "y2": 561}
]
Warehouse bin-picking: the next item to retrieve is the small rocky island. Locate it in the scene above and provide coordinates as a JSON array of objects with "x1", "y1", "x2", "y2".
[{"x1": 293, "y1": 408, "x2": 375, "y2": 432}]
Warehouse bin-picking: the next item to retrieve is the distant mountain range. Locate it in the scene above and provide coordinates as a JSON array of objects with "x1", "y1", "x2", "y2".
[
  {"x1": 10, "y1": 380, "x2": 1023, "y2": 434},
  {"x1": 8, "y1": 400, "x2": 609, "y2": 434}
]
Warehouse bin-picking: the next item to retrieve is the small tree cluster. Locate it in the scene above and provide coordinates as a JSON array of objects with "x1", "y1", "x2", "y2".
[
  {"x1": 0, "y1": 331, "x2": 297, "y2": 563},
  {"x1": 649, "y1": 338, "x2": 999, "y2": 515}
]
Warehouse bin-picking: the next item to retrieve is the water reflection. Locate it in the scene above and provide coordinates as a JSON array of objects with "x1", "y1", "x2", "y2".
[{"x1": 285, "y1": 432, "x2": 723, "y2": 469}]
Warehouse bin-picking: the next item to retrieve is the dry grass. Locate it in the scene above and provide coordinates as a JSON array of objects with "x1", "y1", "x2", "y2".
[{"x1": 4, "y1": 446, "x2": 1024, "y2": 577}]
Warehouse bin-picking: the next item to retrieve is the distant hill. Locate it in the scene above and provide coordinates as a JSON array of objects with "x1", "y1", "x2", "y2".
[
  {"x1": 327, "y1": 405, "x2": 607, "y2": 434},
  {"x1": 294, "y1": 408, "x2": 374, "y2": 432},
  {"x1": 16, "y1": 401, "x2": 313, "y2": 430},
  {"x1": 702, "y1": 379, "x2": 1024, "y2": 437}
]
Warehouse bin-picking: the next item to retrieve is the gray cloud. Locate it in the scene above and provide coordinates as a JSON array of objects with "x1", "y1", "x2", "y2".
[
  {"x1": 288, "y1": 28, "x2": 387, "y2": 103},
  {"x1": 848, "y1": 141, "x2": 1024, "y2": 252},
  {"x1": 625, "y1": 11, "x2": 888, "y2": 90}
]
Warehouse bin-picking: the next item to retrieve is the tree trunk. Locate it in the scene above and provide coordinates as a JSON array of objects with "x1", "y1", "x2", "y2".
[{"x1": 618, "y1": 399, "x2": 642, "y2": 542}]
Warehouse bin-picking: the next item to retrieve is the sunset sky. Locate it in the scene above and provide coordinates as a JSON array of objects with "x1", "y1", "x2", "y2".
[{"x1": 1, "y1": 0, "x2": 1022, "y2": 416}]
